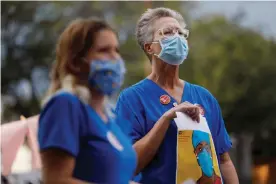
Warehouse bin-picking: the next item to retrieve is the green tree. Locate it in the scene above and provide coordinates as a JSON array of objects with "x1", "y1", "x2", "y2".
[
  {"x1": 180, "y1": 15, "x2": 276, "y2": 183},
  {"x1": 182, "y1": 15, "x2": 276, "y2": 134},
  {"x1": 1, "y1": 1, "x2": 191, "y2": 122}
]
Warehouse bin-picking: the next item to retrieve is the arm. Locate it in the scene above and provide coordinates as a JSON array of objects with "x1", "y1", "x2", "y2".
[
  {"x1": 133, "y1": 103, "x2": 200, "y2": 174},
  {"x1": 133, "y1": 115, "x2": 171, "y2": 175},
  {"x1": 41, "y1": 149, "x2": 91, "y2": 184},
  {"x1": 211, "y1": 95, "x2": 239, "y2": 183},
  {"x1": 38, "y1": 94, "x2": 90, "y2": 184},
  {"x1": 219, "y1": 152, "x2": 239, "y2": 184},
  {"x1": 115, "y1": 93, "x2": 199, "y2": 175}
]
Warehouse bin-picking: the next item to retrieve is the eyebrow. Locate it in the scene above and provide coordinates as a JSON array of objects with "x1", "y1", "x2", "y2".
[
  {"x1": 97, "y1": 44, "x2": 119, "y2": 49},
  {"x1": 163, "y1": 25, "x2": 181, "y2": 29}
]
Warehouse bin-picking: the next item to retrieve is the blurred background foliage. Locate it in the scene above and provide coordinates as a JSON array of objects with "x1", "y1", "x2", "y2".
[{"x1": 1, "y1": 1, "x2": 276, "y2": 183}]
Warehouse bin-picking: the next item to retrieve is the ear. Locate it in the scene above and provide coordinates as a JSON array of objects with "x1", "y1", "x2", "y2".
[{"x1": 144, "y1": 43, "x2": 154, "y2": 55}]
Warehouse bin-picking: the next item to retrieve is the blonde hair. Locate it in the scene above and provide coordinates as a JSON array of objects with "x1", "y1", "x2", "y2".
[{"x1": 42, "y1": 18, "x2": 116, "y2": 117}]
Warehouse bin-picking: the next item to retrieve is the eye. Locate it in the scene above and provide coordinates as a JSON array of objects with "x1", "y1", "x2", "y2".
[
  {"x1": 162, "y1": 27, "x2": 175, "y2": 37},
  {"x1": 166, "y1": 31, "x2": 174, "y2": 36},
  {"x1": 164, "y1": 30, "x2": 172, "y2": 35},
  {"x1": 98, "y1": 47, "x2": 109, "y2": 53}
]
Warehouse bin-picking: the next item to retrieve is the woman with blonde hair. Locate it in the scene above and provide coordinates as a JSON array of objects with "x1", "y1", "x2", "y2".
[{"x1": 38, "y1": 18, "x2": 137, "y2": 184}]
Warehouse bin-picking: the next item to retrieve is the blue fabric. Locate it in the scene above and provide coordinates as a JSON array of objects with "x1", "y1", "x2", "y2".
[
  {"x1": 156, "y1": 34, "x2": 189, "y2": 65},
  {"x1": 38, "y1": 92, "x2": 137, "y2": 184},
  {"x1": 115, "y1": 79, "x2": 232, "y2": 184},
  {"x1": 192, "y1": 131, "x2": 214, "y2": 178},
  {"x1": 89, "y1": 59, "x2": 126, "y2": 96},
  {"x1": 192, "y1": 130, "x2": 210, "y2": 148},
  {"x1": 197, "y1": 148, "x2": 214, "y2": 177}
]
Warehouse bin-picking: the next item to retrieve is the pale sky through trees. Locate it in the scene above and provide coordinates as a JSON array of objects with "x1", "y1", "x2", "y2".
[{"x1": 193, "y1": 1, "x2": 276, "y2": 39}]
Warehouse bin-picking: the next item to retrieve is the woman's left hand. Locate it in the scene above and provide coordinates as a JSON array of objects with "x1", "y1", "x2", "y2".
[{"x1": 171, "y1": 101, "x2": 200, "y2": 123}]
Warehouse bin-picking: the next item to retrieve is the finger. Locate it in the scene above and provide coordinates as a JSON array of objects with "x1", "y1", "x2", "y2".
[
  {"x1": 174, "y1": 104, "x2": 188, "y2": 112},
  {"x1": 187, "y1": 107, "x2": 200, "y2": 121},
  {"x1": 182, "y1": 109, "x2": 196, "y2": 119},
  {"x1": 180, "y1": 106, "x2": 194, "y2": 114},
  {"x1": 194, "y1": 108, "x2": 200, "y2": 123},
  {"x1": 187, "y1": 107, "x2": 197, "y2": 115},
  {"x1": 188, "y1": 113, "x2": 198, "y2": 122},
  {"x1": 178, "y1": 101, "x2": 192, "y2": 107},
  {"x1": 178, "y1": 105, "x2": 198, "y2": 115},
  {"x1": 173, "y1": 102, "x2": 178, "y2": 107},
  {"x1": 184, "y1": 101, "x2": 193, "y2": 105},
  {"x1": 191, "y1": 113, "x2": 198, "y2": 121},
  {"x1": 191, "y1": 108, "x2": 197, "y2": 114},
  {"x1": 195, "y1": 107, "x2": 200, "y2": 116},
  {"x1": 191, "y1": 110, "x2": 199, "y2": 123}
]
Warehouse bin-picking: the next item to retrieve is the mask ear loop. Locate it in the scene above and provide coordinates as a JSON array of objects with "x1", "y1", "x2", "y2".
[
  {"x1": 149, "y1": 28, "x2": 168, "y2": 58},
  {"x1": 152, "y1": 40, "x2": 163, "y2": 58},
  {"x1": 151, "y1": 39, "x2": 163, "y2": 58},
  {"x1": 144, "y1": 41, "x2": 161, "y2": 58}
]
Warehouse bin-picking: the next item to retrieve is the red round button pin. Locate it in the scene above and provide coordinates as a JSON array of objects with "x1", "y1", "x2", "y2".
[{"x1": 160, "y1": 95, "x2": 171, "y2": 105}]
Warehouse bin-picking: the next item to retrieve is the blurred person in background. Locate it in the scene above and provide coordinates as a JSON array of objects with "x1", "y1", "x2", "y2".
[
  {"x1": 38, "y1": 18, "x2": 137, "y2": 184},
  {"x1": 115, "y1": 7, "x2": 239, "y2": 184}
]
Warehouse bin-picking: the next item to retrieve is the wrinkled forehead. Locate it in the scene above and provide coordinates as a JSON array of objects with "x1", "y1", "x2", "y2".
[{"x1": 153, "y1": 17, "x2": 182, "y2": 35}]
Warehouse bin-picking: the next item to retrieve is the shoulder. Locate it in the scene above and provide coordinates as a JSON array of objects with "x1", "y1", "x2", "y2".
[
  {"x1": 118, "y1": 80, "x2": 147, "y2": 102},
  {"x1": 40, "y1": 91, "x2": 85, "y2": 116},
  {"x1": 116, "y1": 80, "x2": 148, "y2": 115},
  {"x1": 189, "y1": 83, "x2": 215, "y2": 99},
  {"x1": 188, "y1": 82, "x2": 213, "y2": 97},
  {"x1": 188, "y1": 82, "x2": 218, "y2": 104},
  {"x1": 39, "y1": 92, "x2": 88, "y2": 134}
]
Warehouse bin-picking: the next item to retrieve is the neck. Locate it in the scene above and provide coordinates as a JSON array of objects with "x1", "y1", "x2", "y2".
[
  {"x1": 149, "y1": 59, "x2": 180, "y2": 89},
  {"x1": 89, "y1": 89, "x2": 105, "y2": 114}
]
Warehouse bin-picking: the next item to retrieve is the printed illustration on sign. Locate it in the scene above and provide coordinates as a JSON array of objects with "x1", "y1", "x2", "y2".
[{"x1": 174, "y1": 112, "x2": 222, "y2": 184}]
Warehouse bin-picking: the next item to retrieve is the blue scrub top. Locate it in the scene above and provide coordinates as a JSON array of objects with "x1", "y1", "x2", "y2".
[
  {"x1": 38, "y1": 92, "x2": 137, "y2": 184},
  {"x1": 115, "y1": 79, "x2": 232, "y2": 184}
]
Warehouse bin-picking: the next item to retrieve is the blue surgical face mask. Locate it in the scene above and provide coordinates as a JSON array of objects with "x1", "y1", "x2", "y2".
[
  {"x1": 197, "y1": 148, "x2": 214, "y2": 177},
  {"x1": 153, "y1": 34, "x2": 189, "y2": 65},
  {"x1": 88, "y1": 59, "x2": 126, "y2": 96}
]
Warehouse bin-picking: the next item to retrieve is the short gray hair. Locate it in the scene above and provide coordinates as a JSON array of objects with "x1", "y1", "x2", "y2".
[{"x1": 136, "y1": 7, "x2": 186, "y2": 54}]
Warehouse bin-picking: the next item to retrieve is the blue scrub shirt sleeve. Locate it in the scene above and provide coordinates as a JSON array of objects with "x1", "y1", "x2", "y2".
[
  {"x1": 213, "y1": 98, "x2": 232, "y2": 155},
  {"x1": 38, "y1": 93, "x2": 81, "y2": 157},
  {"x1": 115, "y1": 93, "x2": 144, "y2": 144}
]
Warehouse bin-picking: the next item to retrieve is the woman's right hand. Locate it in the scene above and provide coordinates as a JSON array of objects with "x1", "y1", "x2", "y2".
[{"x1": 163, "y1": 102, "x2": 200, "y2": 122}]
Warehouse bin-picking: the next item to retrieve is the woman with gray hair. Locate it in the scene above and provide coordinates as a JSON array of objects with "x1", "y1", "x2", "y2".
[{"x1": 115, "y1": 7, "x2": 238, "y2": 184}]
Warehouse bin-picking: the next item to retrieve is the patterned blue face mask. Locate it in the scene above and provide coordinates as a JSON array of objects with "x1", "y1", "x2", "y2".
[
  {"x1": 88, "y1": 59, "x2": 126, "y2": 96},
  {"x1": 197, "y1": 148, "x2": 214, "y2": 177},
  {"x1": 153, "y1": 34, "x2": 189, "y2": 65}
]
